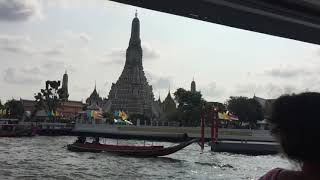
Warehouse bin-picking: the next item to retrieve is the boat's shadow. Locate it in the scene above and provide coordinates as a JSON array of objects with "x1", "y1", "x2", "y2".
[
  {"x1": 147, "y1": 156, "x2": 185, "y2": 163},
  {"x1": 102, "y1": 152, "x2": 185, "y2": 163}
]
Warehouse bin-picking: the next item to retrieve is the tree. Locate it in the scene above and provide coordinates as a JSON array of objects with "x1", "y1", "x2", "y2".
[
  {"x1": 4, "y1": 99, "x2": 24, "y2": 119},
  {"x1": 33, "y1": 80, "x2": 64, "y2": 120},
  {"x1": 0, "y1": 100, "x2": 4, "y2": 109},
  {"x1": 103, "y1": 112, "x2": 114, "y2": 124},
  {"x1": 174, "y1": 88, "x2": 205, "y2": 126},
  {"x1": 225, "y1": 96, "x2": 263, "y2": 128}
]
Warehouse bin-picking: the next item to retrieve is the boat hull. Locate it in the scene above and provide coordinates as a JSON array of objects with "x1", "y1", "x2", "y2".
[
  {"x1": 67, "y1": 139, "x2": 198, "y2": 157},
  {"x1": 211, "y1": 141, "x2": 280, "y2": 155}
]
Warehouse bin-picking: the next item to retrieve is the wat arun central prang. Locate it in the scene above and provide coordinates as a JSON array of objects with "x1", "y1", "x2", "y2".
[{"x1": 107, "y1": 12, "x2": 155, "y2": 117}]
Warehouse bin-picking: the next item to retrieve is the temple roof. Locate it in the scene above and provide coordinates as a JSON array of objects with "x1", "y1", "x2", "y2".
[
  {"x1": 90, "y1": 86, "x2": 99, "y2": 98},
  {"x1": 163, "y1": 91, "x2": 175, "y2": 105},
  {"x1": 157, "y1": 95, "x2": 161, "y2": 103},
  {"x1": 86, "y1": 83, "x2": 102, "y2": 103}
]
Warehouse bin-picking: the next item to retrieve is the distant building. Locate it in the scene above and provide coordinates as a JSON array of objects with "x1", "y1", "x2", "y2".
[{"x1": 21, "y1": 99, "x2": 83, "y2": 119}]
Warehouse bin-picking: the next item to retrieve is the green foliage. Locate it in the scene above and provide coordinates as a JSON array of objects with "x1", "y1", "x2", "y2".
[
  {"x1": 82, "y1": 104, "x2": 88, "y2": 111},
  {"x1": 4, "y1": 99, "x2": 24, "y2": 119},
  {"x1": 33, "y1": 80, "x2": 63, "y2": 119},
  {"x1": 174, "y1": 88, "x2": 205, "y2": 126},
  {"x1": 0, "y1": 100, "x2": 4, "y2": 109},
  {"x1": 225, "y1": 96, "x2": 264, "y2": 127},
  {"x1": 103, "y1": 112, "x2": 114, "y2": 124}
]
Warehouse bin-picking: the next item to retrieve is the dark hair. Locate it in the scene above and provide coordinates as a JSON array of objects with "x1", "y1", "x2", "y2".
[{"x1": 269, "y1": 92, "x2": 320, "y2": 164}]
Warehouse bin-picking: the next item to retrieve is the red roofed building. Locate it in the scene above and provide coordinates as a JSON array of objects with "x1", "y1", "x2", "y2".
[{"x1": 21, "y1": 99, "x2": 83, "y2": 119}]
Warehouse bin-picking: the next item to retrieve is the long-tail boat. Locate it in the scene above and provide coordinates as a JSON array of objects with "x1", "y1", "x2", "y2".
[{"x1": 67, "y1": 137, "x2": 198, "y2": 157}]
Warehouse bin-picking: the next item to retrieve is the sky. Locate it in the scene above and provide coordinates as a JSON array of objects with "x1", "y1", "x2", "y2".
[{"x1": 0, "y1": 0, "x2": 320, "y2": 103}]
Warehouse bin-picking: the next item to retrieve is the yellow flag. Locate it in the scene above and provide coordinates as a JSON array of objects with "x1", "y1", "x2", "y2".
[
  {"x1": 218, "y1": 112, "x2": 230, "y2": 120},
  {"x1": 218, "y1": 112, "x2": 224, "y2": 119},
  {"x1": 121, "y1": 111, "x2": 127, "y2": 120}
]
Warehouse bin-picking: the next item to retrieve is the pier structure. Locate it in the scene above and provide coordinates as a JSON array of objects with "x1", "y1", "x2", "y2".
[{"x1": 72, "y1": 123, "x2": 275, "y2": 142}]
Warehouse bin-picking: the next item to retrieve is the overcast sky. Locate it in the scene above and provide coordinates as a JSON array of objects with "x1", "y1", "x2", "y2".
[{"x1": 0, "y1": 0, "x2": 320, "y2": 103}]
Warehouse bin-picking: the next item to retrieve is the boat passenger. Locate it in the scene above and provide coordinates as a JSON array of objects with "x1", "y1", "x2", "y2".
[
  {"x1": 75, "y1": 136, "x2": 86, "y2": 144},
  {"x1": 260, "y1": 92, "x2": 320, "y2": 180},
  {"x1": 93, "y1": 137, "x2": 100, "y2": 144}
]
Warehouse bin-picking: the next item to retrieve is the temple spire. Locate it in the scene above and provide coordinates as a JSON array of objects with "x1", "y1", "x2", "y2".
[
  {"x1": 60, "y1": 71, "x2": 69, "y2": 100},
  {"x1": 191, "y1": 78, "x2": 196, "y2": 93},
  {"x1": 129, "y1": 11, "x2": 141, "y2": 46},
  {"x1": 94, "y1": 80, "x2": 96, "y2": 90}
]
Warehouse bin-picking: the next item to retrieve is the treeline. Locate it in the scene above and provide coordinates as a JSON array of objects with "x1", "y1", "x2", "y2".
[
  {"x1": 0, "y1": 99, "x2": 24, "y2": 119},
  {"x1": 169, "y1": 88, "x2": 264, "y2": 127}
]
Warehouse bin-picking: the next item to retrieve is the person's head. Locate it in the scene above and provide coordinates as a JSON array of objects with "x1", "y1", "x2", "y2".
[{"x1": 269, "y1": 92, "x2": 320, "y2": 165}]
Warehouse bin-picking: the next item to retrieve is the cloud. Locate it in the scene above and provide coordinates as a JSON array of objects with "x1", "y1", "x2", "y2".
[
  {"x1": 71, "y1": 85, "x2": 90, "y2": 93},
  {"x1": 21, "y1": 66, "x2": 41, "y2": 74},
  {"x1": 264, "y1": 64, "x2": 313, "y2": 78},
  {"x1": 142, "y1": 42, "x2": 160, "y2": 59},
  {"x1": 0, "y1": 0, "x2": 43, "y2": 22},
  {"x1": 41, "y1": 45, "x2": 65, "y2": 56},
  {"x1": 46, "y1": 0, "x2": 101, "y2": 9},
  {"x1": 41, "y1": 60, "x2": 75, "y2": 73},
  {"x1": 65, "y1": 31, "x2": 92, "y2": 44},
  {"x1": 153, "y1": 77, "x2": 171, "y2": 90},
  {"x1": 3, "y1": 67, "x2": 41, "y2": 85},
  {"x1": 98, "y1": 48, "x2": 125, "y2": 65},
  {"x1": 233, "y1": 83, "x2": 299, "y2": 99},
  {"x1": 0, "y1": 33, "x2": 91, "y2": 57},
  {"x1": 0, "y1": 34, "x2": 66, "y2": 56},
  {"x1": 0, "y1": 35, "x2": 34, "y2": 54},
  {"x1": 145, "y1": 71, "x2": 172, "y2": 90},
  {"x1": 200, "y1": 82, "x2": 225, "y2": 99}
]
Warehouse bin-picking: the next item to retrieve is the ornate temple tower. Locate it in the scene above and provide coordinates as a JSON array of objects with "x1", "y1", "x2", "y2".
[
  {"x1": 108, "y1": 12, "x2": 154, "y2": 117},
  {"x1": 59, "y1": 70, "x2": 69, "y2": 100}
]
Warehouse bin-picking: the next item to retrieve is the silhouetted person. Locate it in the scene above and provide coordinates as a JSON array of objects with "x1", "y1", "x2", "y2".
[
  {"x1": 93, "y1": 137, "x2": 100, "y2": 144},
  {"x1": 75, "y1": 136, "x2": 86, "y2": 144},
  {"x1": 260, "y1": 92, "x2": 320, "y2": 180}
]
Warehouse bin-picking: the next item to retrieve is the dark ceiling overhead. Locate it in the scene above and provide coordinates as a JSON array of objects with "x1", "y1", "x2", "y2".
[{"x1": 110, "y1": 0, "x2": 320, "y2": 45}]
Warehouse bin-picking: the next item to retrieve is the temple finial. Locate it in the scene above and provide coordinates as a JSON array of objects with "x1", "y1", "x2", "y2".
[
  {"x1": 65, "y1": 69, "x2": 67, "y2": 74},
  {"x1": 135, "y1": 10, "x2": 138, "y2": 17},
  {"x1": 94, "y1": 80, "x2": 96, "y2": 90}
]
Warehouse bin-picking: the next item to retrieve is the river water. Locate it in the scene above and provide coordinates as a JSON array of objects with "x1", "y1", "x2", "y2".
[{"x1": 0, "y1": 136, "x2": 291, "y2": 180}]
